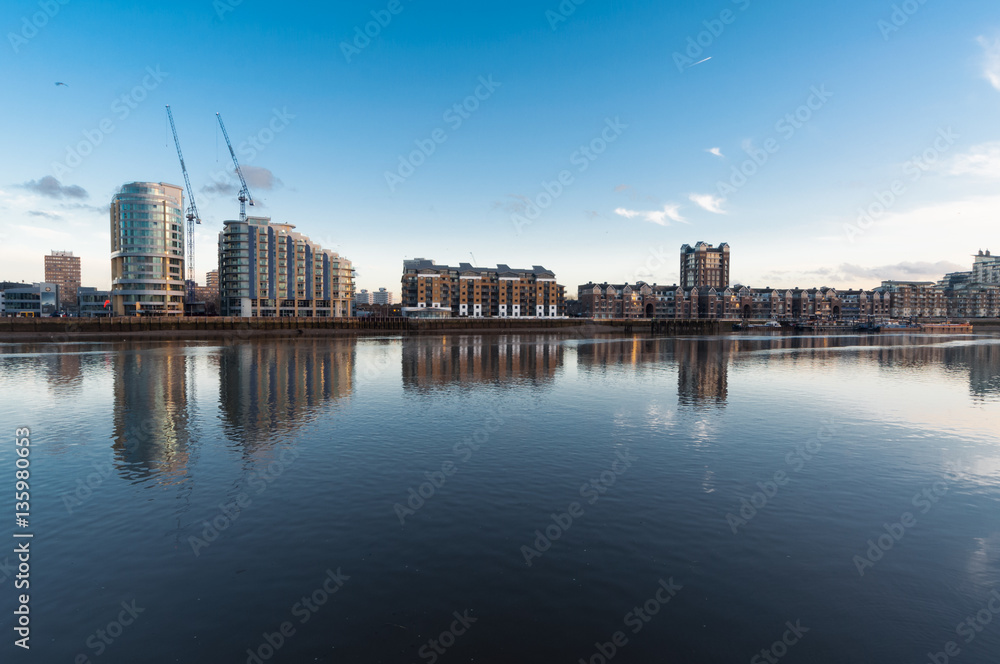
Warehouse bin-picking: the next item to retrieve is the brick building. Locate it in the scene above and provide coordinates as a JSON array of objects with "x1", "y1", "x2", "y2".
[
  {"x1": 402, "y1": 259, "x2": 564, "y2": 317},
  {"x1": 44, "y1": 250, "x2": 81, "y2": 312}
]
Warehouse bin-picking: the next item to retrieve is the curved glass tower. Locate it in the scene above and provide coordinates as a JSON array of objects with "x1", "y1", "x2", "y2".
[{"x1": 110, "y1": 182, "x2": 186, "y2": 316}]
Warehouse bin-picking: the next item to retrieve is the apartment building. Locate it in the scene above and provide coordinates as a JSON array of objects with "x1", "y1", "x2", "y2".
[
  {"x1": 44, "y1": 250, "x2": 81, "y2": 312},
  {"x1": 401, "y1": 259, "x2": 564, "y2": 317},
  {"x1": 110, "y1": 182, "x2": 186, "y2": 316},
  {"x1": 680, "y1": 242, "x2": 730, "y2": 289},
  {"x1": 577, "y1": 283, "x2": 891, "y2": 320},
  {"x1": 219, "y1": 216, "x2": 353, "y2": 317},
  {"x1": 3, "y1": 283, "x2": 60, "y2": 316}
]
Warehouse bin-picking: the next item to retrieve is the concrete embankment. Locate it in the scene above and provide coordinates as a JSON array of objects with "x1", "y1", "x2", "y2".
[{"x1": 0, "y1": 316, "x2": 729, "y2": 342}]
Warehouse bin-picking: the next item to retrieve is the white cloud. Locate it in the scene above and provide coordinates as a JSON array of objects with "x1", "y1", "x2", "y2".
[
  {"x1": 977, "y1": 35, "x2": 1000, "y2": 91},
  {"x1": 946, "y1": 141, "x2": 1000, "y2": 179},
  {"x1": 706, "y1": 147, "x2": 724, "y2": 158},
  {"x1": 689, "y1": 193, "x2": 727, "y2": 214},
  {"x1": 614, "y1": 204, "x2": 686, "y2": 226}
]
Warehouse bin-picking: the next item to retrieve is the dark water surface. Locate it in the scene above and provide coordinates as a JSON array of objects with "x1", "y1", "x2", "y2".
[{"x1": 1, "y1": 333, "x2": 999, "y2": 663}]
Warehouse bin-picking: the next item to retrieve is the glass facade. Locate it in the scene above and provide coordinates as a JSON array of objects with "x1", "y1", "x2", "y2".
[{"x1": 110, "y1": 182, "x2": 186, "y2": 316}]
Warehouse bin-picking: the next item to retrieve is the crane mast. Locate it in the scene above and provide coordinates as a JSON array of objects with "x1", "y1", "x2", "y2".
[
  {"x1": 215, "y1": 112, "x2": 254, "y2": 222},
  {"x1": 165, "y1": 105, "x2": 201, "y2": 305}
]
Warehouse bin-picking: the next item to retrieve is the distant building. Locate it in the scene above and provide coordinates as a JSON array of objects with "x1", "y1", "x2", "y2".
[
  {"x1": 110, "y1": 182, "x2": 186, "y2": 316},
  {"x1": 680, "y1": 242, "x2": 730, "y2": 290},
  {"x1": 3, "y1": 283, "x2": 60, "y2": 316},
  {"x1": 373, "y1": 288, "x2": 394, "y2": 305},
  {"x1": 972, "y1": 249, "x2": 1000, "y2": 285},
  {"x1": 44, "y1": 250, "x2": 81, "y2": 312},
  {"x1": 577, "y1": 282, "x2": 890, "y2": 320},
  {"x1": 205, "y1": 269, "x2": 219, "y2": 292},
  {"x1": 0, "y1": 291, "x2": 4, "y2": 316},
  {"x1": 219, "y1": 216, "x2": 353, "y2": 317},
  {"x1": 78, "y1": 287, "x2": 112, "y2": 317},
  {"x1": 355, "y1": 289, "x2": 374, "y2": 306},
  {"x1": 402, "y1": 258, "x2": 564, "y2": 317}
]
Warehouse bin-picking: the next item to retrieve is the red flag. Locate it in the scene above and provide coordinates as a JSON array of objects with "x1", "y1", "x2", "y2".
[{"x1": 104, "y1": 299, "x2": 110, "y2": 307}]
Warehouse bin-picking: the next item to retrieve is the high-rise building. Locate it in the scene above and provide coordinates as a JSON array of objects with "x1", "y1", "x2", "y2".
[
  {"x1": 44, "y1": 250, "x2": 81, "y2": 312},
  {"x1": 218, "y1": 216, "x2": 353, "y2": 317},
  {"x1": 355, "y1": 289, "x2": 374, "y2": 306},
  {"x1": 373, "y1": 288, "x2": 395, "y2": 305},
  {"x1": 680, "y1": 242, "x2": 730, "y2": 289},
  {"x1": 110, "y1": 182, "x2": 186, "y2": 316},
  {"x1": 402, "y1": 259, "x2": 564, "y2": 317}
]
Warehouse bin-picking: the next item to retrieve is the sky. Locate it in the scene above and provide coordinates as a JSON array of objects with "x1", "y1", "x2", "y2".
[{"x1": 1, "y1": 0, "x2": 999, "y2": 297}]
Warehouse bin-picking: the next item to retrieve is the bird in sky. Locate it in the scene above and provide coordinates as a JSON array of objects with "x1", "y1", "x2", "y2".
[{"x1": 55, "y1": 82, "x2": 68, "y2": 87}]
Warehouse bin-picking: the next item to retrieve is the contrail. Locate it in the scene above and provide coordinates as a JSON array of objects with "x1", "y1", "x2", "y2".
[{"x1": 689, "y1": 57, "x2": 712, "y2": 68}]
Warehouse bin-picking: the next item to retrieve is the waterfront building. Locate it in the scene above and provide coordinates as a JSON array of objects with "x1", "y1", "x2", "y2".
[
  {"x1": 972, "y1": 249, "x2": 1000, "y2": 285},
  {"x1": 44, "y1": 250, "x2": 81, "y2": 312},
  {"x1": 78, "y1": 287, "x2": 112, "y2": 317},
  {"x1": 355, "y1": 289, "x2": 374, "y2": 306},
  {"x1": 680, "y1": 242, "x2": 730, "y2": 289},
  {"x1": 218, "y1": 216, "x2": 353, "y2": 317},
  {"x1": 110, "y1": 182, "x2": 186, "y2": 317},
  {"x1": 876, "y1": 281, "x2": 948, "y2": 319},
  {"x1": 373, "y1": 288, "x2": 394, "y2": 305},
  {"x1": 0, "y1": 291, "x2": 4, "y2": 316},
  {"x1": 577, "y1": 282, "x2": 891, "y2": 320},
  {"x1": 401, "y1": 259, "x2": 564, "y2": 317},
  {"x1": 3, "y1": 283, "x2": 59, "y2": 316}
]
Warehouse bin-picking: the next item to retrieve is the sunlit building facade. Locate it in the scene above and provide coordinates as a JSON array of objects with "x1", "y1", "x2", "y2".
[
  {"x1": 110, "y1": 182, "x2": 186, "y2": 316},
  {"x1": 401, "y1": 259, "x2": 564, "y2": 317},
  {"x1": 219, "y1": 216, "x2": 353, "y2": 317}
]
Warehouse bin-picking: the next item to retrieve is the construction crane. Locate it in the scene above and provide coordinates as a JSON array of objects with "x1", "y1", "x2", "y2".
[
  {"x1": 166, "y1": 105, "x2": 201, "y2": 305},
  {"x1": 215, "y1": 112, "x2": 254, "y2": 222}
]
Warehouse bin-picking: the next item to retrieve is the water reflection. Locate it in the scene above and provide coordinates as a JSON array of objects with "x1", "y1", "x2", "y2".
[
  {"x1": 401, "y1": 334, "x2": 563, "y2": 391},
  {"x1": 217, "y1": 339, "x2": 355, "y2": 448},
  {"x1": 111, "y1": 344, "x2": 192, "y2": 483}
]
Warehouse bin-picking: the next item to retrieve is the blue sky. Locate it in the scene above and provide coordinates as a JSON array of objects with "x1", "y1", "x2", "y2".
[{"x1": 2, "y1": 0, "x2": 999, "y2": 295}]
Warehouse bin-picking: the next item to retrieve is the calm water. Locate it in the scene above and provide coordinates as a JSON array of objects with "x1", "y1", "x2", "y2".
[{"x1": 1, "y1": 333, "x2": 999, "y2": 663}]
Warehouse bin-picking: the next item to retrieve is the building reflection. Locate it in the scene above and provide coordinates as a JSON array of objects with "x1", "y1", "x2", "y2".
[
  {"x1": 217, "y1": 338, "x2": 355, "y2": 448},
  {"x1": 575, "y1": 337, "x2": 733, "y2": 409},
  {"x1": 676, "y1": 338, "x2": 732, "y2": 410},
  {"x1": 111, "y1": 343, "x2": 191, "y2": 483},
  {"x1": 401, "y1": 334, "x2": 563, "y2": 390}
]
